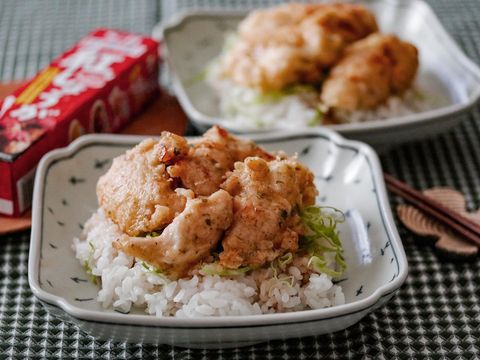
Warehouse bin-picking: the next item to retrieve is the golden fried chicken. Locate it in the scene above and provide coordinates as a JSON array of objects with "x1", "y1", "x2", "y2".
[
  {"x1": 168, "y1": 126, "x2": 273, "y2": 196},
  {"x1": 219, "y1": 3, "x2": 378, "y2": 91},
  {"x1": 97, "y1": 132, "x2": 189, "y2": 236},
  {"x1": 321, "y1": 33, "x2": 419, "y2": 111},
  {"x1": 114, "y1": 190, "x2": 233, "y2": 279},
  {"x1": 219, "y1": 156, "x2": 317, "y2": 269}
]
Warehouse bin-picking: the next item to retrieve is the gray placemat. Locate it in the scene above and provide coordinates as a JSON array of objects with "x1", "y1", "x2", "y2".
[{"x1": 1, "y1": 0, "x2": 480, "y2": 358}]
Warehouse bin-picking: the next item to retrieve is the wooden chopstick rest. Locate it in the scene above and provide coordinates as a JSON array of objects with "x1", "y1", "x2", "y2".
[
  {"x1": 385, "y1": 174, "x2": 480, "y2": 246},
  {"x1": 397, "y1": 187, "x2": 479, "y2": 258}
]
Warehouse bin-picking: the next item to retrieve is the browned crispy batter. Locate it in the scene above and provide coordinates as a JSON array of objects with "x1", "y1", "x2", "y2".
[
  {"x1": 98, "y1": 127, "x2": 321, "y2": 275},
  {"x1": 220, "y1": 3, "x2": 378, "y2": 91},
  {"x1": 96, "y1": 132, "x2": 189, "y2": 236},
  {"x1": 168, "y1": 126, "x2": 274, "y2": 196},
  {"x1": 321, "y1": 33, "x2": 419, "y2": 111},
  {"x1": 114, "y1": 189, "x2": 233, "y2": 278},
  {"x1": 219, "y1": 156, "x2": 317, "y2": 269}
]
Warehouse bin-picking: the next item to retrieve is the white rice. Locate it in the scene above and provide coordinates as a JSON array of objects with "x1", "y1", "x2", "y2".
[
  {"x1": 206, "y1": 62, "x2": 435, "y2": 131},
  {"x1": 73, "y1": 209, "x2": 345, "y2": 317},
  {"x1": 332, "y1": 89, "x2": 435, "y2": 124}
]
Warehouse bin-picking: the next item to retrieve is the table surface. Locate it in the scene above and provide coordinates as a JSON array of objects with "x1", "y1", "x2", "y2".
[{"x1": 1, "y1": 0, "x2": 480, "y2": 358}]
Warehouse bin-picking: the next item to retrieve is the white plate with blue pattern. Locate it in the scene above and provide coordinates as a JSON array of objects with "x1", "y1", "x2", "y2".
[
  {"x1": 28, "y1": 128, "x2": 407, "y2": 348},
  {"x1": 156, "y1": 0, "x2": 480, "y2": 149}
]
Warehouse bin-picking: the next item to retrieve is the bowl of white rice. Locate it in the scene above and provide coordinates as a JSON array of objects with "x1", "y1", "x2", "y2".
[
  {"x1": 157, "y1": 0, "x2": 480, "y2": 148},
  {"x1": 29, "y1": 128, "x2": 407, "y2": 348}
]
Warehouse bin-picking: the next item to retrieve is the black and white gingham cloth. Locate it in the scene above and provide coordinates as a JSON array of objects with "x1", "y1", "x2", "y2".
[{"x1": 1, "y1": 0, "x2": 480, "y2": 358}]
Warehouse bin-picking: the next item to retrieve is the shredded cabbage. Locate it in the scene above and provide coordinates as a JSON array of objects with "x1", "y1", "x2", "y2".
[{"x1": 299, "y1": 206, "x2": 346, "y2": 277}]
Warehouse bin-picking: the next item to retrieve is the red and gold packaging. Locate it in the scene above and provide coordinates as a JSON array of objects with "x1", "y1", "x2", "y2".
[{"x1": 0, "y1": 28, "x2": 160, "y2": 216}]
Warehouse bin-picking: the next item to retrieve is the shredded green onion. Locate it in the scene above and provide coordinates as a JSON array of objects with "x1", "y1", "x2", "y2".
[
  {"x1": 254, "y1": 84, "x2": 317, "y2": 105},
  {"x1": 83, "y1": 260, "x2": 92, "y2": 273},
  {"x1": 307, "y1": 107, "x2": 326, "y2": 127},
  {"x1": 83, "y1": 242, "x2": 98, "y2": 284},
  {"x1": 413, "y1": 88, "x2": 425, "y2": 101},
  {"x1": 83, "y1": 260, "x2": 97, "y2": 285},
  {"x1": 253, "y1": 119, "x2": 266, "y2": 128},
  {"x1": 201, "y1": 263, "x2": 253, "y2": 276},
  {"x1": 140, "y1": 261, "x2": 165, "y2": 276},
  {"x1": 223, "y1": 32, "x2": 240, "y2": 52},
  {"x1": 299, "y1": 206, "x2": 346, "y2": 277},
  {"x1": 276, "y1": 252, "x2": 293, "y2": 268},
  {"x1": 188, "y1": 32, "x2": 239, "y2": 88},
  {"x1": 269, "y1": 252, "x2": 293, "y2": 278},
  {"x1": 254, "y1": 90, "x2": 286, "y2": 104},
  {"x1": 186, "y1": 69, "x2": 208, "y2": 87},
  {"x1": 145, "y1": 231, "x2": 160, "y2": 238},
  {"x1": 276, "y1": 274, "x2": 295, "y2": 287}
]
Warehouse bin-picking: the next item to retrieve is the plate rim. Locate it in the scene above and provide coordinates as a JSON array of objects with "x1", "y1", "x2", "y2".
[{"x1": 28, "y1": 128, "x2": 408, "y2": 328}]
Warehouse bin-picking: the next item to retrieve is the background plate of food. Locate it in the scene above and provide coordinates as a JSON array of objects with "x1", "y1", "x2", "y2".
[
  {"x1": 29, "y1": 127, "x2": 407, "y2": 347},
  {"x1": 156, "y1": 0, "x2": 480, "y2": 148}
]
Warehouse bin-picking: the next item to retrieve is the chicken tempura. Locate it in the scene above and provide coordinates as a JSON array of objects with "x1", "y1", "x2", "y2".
[
  {"x1": 321, "y1": 33, "x2": 419, "y2": 111},
  {"x1": 168, "y1": 126, "x2": 273, "y2": 196},
  {"x1": 219, "y1": 3, "x2": 378, "y2": 91},
  {"x1": 97, "y1": 127, "x2": 272, "y2": 236},
  {"x1": 96, "y1": 133, "x2": 189, "y2": 236},
  {"x1": 114, "y1": 189, "x2": 233, "y2": 279},
  {"x1": 219, "y1": 156, "x2": 317, "y2": 269},
  {"x1": 97, "y1": 127, "x2": 322, "y2": 276}
]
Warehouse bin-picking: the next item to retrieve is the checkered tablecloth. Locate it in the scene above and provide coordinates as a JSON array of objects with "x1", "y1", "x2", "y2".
[{"x1": 1, "y1": 0, "x2": 480, "y2": 358}]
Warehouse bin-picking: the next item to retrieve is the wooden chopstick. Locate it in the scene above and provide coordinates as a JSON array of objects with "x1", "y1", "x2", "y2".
[{"x1": 384, "y1": 173, "x2": 480, "y2": 247}]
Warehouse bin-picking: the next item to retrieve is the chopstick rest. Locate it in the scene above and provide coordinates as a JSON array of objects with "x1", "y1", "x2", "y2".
[{"x1": 396, "y1": 187, "x2": 478, "y2": 258}]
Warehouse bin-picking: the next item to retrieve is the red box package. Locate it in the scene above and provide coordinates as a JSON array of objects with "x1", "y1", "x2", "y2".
[{"x1": 0, "y1": 28, "x2": 160, "y2": 216}]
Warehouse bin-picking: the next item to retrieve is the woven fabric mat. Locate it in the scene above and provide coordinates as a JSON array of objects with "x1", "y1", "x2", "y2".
[{"x1": 1, "y1": 0, "x2": 480, "y2": 358}]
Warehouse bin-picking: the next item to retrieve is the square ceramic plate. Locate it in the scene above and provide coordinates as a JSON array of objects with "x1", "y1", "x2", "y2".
[
  {"x1": 156, "y1": 0, "x2": 480, "y2": 148},
  {"x1": 29, "y1": 128, "x2": 407, "y2": 348}
]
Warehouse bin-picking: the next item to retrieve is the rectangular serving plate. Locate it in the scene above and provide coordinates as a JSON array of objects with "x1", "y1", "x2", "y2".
[{"x1": 28, "y1": 129, "x2": 407, "y2": 347}]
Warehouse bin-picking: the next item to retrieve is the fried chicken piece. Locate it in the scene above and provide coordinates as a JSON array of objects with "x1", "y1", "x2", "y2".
[
  {"x1": 97, "y1": 132, "x2": 190, "y2": 236},
  {"x1": 321, "y1": 33, "x2": 419, "y2": 111},
  {"x1": 114, "y1": 190, "x2": 233, "y2": 279},
  {"x1": 220, "y1": 3, "x2": 378, "y2": 91},
  {"x1": 219, "y1": 156, "x2": 317, "y2": 269},
  {"x1": 168, "y1": 126, "x2": 274, "y2": 196}
]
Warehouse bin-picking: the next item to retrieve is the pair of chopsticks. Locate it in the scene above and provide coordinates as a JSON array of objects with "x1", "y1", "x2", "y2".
[{"x1": 384, "y1": 173, "x2": 480, "y2": 247}]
